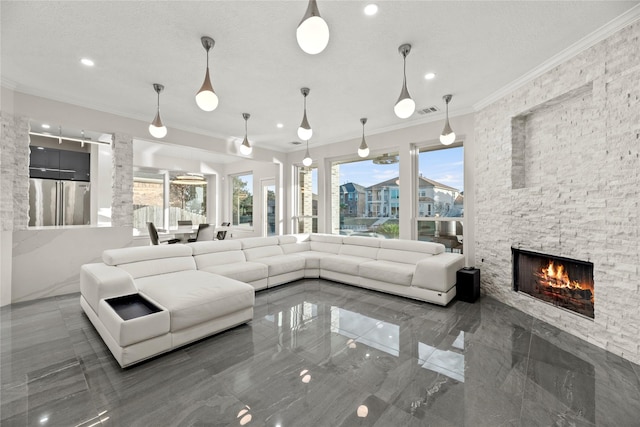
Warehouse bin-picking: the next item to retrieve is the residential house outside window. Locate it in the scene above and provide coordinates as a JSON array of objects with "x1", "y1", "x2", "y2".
[
  {"x1": 232, "y1": 173, "x2": 253, "y2": 227},
  {"x1": 416, "y1": 145, "x2": 464, "y2": 253},
  {"x1": 331, "y1": 153, "x2": 400, "y2": 239},
  {"x1": 294, "y1": 166, "x2": 318, "y2": 233}
]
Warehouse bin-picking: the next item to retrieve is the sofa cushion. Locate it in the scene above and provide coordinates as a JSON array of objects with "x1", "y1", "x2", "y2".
[
  {"x1": 136, "y1": 270, "x2": 254, "y2": 332},
  {"x1": 102, "y1": 245, "x2": 193, "y2": 266},
  {"x1": 296, "y1": 251, "x2": 334, "y2": 269},
  {"x1": 243, "y1": 245, "x2": 283, "y2": 261},
  {"x1": 279, "y1": 235, "x2": 311, "y2": 254},
  {"x1": 377, "y1": 248, "x2": 433, "y2": 265},
  {"x1": 190, "y1": 240, "x2": 246, "y2": 269},
  {"x1": 359, "y1": 260, "x2": 415, "y2": 286},
  {"x1": 379, "y1": 239, "x2": 445, "y2": 255},
  {"x1": 321, "y1": 254, "x2": 374, "y2": 275},
  {"x1": 117, "y1": 257, "x2": 196, "y2": 280},
  {"x1": 309, "y1": 234, "x2": 343, "y2": 254},
  {"x1": 254, "y1": 254, "x2": 306, "y2": 276},
  {"x1": 339, "y1": 236, "x2": 380, "y2": 259},
  {"x1": 189, "y1": 240, "x2": 242, "y2": 255},
  {"x1": 240, "y1": 236, "x2": 280, "y2": 249},
  {"x1": 199, "y1": 262, "x2": 268, "y2": 283}
]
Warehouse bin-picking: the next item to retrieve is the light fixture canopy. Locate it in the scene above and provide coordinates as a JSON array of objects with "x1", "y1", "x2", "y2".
[
  {"x1": 149, "y1": 83, "x2": 167, "y2": 139},
  {"x1": 240, "y1": 113, "x2": 253, "y2": 155},
  {"x1": 195, "y1": 36, "x2": 219, "y2": 112},
  {"x1": 440, "y1": 94, "x2": 456, "y2": 145},
  {"x1": 394, "y1": 44, "x2": 416, "y2": 119},
  {"x1": 358, "y1": 118, "x2": 370, "y2": 158},
  {"x1": 298, "y1": 87, "x2": 313, "y2": 140},
  {"x1": 296, "y1": 0, "x2": 330, "y2": 55},
  {"x1": 302, "y1": 140, "x2": 313, "y2": 166}
]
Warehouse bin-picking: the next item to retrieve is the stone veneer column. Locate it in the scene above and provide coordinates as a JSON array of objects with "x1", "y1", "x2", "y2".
[
  {"x1": 0, "y1": 112, "x2": 30, "y2": 231},
  {"x1": 301, "y1": 168, "x2": 313, "y2": 233},
  {"x1": 330, "y1": 163, "x2": 340, "y2": 234},
  {"x1": 111, "y1": 132, "x2": 133, "y2": 227}
]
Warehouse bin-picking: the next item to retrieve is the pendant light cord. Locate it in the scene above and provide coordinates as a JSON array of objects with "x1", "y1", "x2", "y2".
[{"x1": 403, "y1": 54, "x2": 407, "y2": 85}]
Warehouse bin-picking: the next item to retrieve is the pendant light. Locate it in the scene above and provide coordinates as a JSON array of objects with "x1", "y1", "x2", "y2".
[
  {"x1": 298, "y1": 87, "x2": 313, "y2": 140},
  {"x1": 302, "y1": 140, "x2": 313, "y2": 166},
  {"x1": 149, "y1": 83, "x2": 167, "y2": 139},
  {"x1": 440, "y1": 94, "x2": 456, "y2": 145},
  {"x1": 394, "y1": 44, "x2": 415, "y2": 119},
  {"x1": 296, "y1": 0, "x2": 330, "y2": 55},
  {"x1": 195, "y1": 36, "x2": 219, "y2": 112},
  {"x1": 240, "y1": 113, "x2": 253, "y2": 155},
  {"x1": 358, "y1": 118, "x2": 370, "y2": 158}
]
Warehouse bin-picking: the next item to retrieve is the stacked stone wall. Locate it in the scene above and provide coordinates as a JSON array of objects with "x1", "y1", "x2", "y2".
[{"x1": 475, "y1": 22, "x2": 640, "y2": 363}]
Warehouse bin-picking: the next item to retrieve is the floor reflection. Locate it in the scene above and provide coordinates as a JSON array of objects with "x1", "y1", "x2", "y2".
[{"x1": 1, "y1": 279, "x2": 639, "y2": 426}]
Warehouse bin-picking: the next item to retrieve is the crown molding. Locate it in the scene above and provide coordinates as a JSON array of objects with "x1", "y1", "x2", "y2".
[{"x1": 473, "y1": 4, "x2": 640, "y2": 111}]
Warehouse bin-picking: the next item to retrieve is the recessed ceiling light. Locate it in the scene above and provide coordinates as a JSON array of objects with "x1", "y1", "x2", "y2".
[
  {"x1": 41, "y1": 124, "x2": 50, "y2": 129},
  {"x1": 80, "y1": 58, "x2": 94, "y2": 67},
  {"x1": 364, "y1": 4, "x2": 378, "y2": 16},
  {"x1": 277, "y1": 123, "x2": 284, "y2": 129},
  {"x1": 424, "y1": 72, "x2": 436, "y2": 80}
]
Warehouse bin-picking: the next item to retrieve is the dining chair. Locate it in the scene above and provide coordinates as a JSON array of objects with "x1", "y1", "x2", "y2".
[
  {"x1": 188, "y1": 224, "x2": 215, "y2": 242},
  {"x1": 148, "y1": 222, "x2": 180, "y2": 245}
]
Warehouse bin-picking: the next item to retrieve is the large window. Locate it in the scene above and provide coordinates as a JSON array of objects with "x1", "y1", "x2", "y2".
[
  {"x1": 294, "y1": 166, "x2": 317, "y2": 233},
  {"x1": 417, "y1": 145, "x2": 464, "y2": 253},
  {"x1": 231, "y1": 173, "x2": 253, "y2": 227},
  {"x1": 133, "y1": 171, "x2": 164, "y2": 235},
  {"x1": 331, "y1": 153, "x2": 400, "y2": 239}
]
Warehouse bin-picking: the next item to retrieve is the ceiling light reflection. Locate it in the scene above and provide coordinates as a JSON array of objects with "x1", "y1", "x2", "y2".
[{"x1": 364, "y1": 4, "x2": 378, "y2": 16}]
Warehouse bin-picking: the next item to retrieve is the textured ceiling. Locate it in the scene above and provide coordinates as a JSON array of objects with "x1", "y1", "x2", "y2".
[{"x1": 2, "y1": 1, "x2": 638, "y2": 153}]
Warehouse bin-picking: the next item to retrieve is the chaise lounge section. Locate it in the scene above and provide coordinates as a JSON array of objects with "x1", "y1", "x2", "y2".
[{"x1": 80, "y1": 234, "x2": 464, "y2": 367}]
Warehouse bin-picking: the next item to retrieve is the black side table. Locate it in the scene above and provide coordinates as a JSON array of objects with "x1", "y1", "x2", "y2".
[{"x1": 456, "y1": 268, "x2": 480, "y2": 303}]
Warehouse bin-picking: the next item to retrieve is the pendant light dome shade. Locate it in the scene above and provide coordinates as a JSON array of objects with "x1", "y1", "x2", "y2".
[
  {"x1": 149, "y1": 83, "x2": 167, "y2": 139},
  {"x1": 440, "y1": 94, "x2": 456, "y2": 145},
  {"x1": 358, "y1": 118, "x2": 370, "y2": 158},
  {"x1": 239, "y1": 113, "x2": 253, "y2": 155},
  {"x1": 195, "y1": 36, "x2": 219, "y2": 112},
  {"x1": 298, "y1": 87, "x2": 313, "y2": 140},
  {"x1": 296, "y1": 0, "x2": 329, "y2": 55},
  {"x1": 394, "y1": 44, "x2": 415, "y2": 119},
  {"x1": 302, "y1": 140, "x2": 313, "y2": 166}
]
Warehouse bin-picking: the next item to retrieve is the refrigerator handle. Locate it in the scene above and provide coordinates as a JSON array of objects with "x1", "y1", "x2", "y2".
[{"x1": 58, "y1": 181, "x2": 64, "y2": 226}]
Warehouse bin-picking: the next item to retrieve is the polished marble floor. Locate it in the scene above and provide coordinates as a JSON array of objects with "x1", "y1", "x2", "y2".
[{"x1": 2, "y1": 279, "x2": 640, "y2": 426}]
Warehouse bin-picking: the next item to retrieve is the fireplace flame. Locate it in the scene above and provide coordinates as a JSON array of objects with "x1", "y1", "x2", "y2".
[{"x1": 538, "y1": 261, "x2": 593, "y2": 293}]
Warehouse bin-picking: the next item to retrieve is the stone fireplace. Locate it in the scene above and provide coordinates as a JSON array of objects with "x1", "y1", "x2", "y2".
[
  {"x1": 474, "y1": 21, "x2": 640, "y2": 365},
  {"x1": 512, "y1": 248, "x2": 594, "y2": 319}
]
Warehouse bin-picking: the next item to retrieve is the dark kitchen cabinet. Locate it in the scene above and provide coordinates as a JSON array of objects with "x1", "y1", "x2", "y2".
[{"x1": 29, "y1": 146, "x2": 90, "y2": 181}]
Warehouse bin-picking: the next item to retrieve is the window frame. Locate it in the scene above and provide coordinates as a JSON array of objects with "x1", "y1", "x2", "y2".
[
  {"x1": 229, "y1": 172, "x2": 254, "y2": 228},
  {"x1": 413, "y1": 142, "x2": 464, "y2": 252}
]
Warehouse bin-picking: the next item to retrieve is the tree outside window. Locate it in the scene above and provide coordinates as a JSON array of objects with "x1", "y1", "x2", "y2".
[{"x1": 232, "y1": 174, "x2": 253, "y2": 227}]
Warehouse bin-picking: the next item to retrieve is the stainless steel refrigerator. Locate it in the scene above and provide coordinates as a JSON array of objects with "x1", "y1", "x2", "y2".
[{"x1": 28, "y1": 179, "x2": 91, "y2": 226}]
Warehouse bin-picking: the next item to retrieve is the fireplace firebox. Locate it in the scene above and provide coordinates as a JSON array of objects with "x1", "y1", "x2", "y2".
[{"x1": 512, "y1": 248, "x2": 594, "y2": 319}]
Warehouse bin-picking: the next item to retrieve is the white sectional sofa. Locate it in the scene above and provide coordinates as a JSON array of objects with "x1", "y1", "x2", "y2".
[{"x1": 80, "y1": 234, "x2": 464, "y2": 367}]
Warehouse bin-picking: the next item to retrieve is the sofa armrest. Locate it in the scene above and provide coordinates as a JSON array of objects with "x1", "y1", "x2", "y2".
[
  {"x1": 412, "y1": 253, "x2": 465, "y2": 292},
  {"x1": 80, "y1": 263, "x2": 138, "y2": 314}
]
